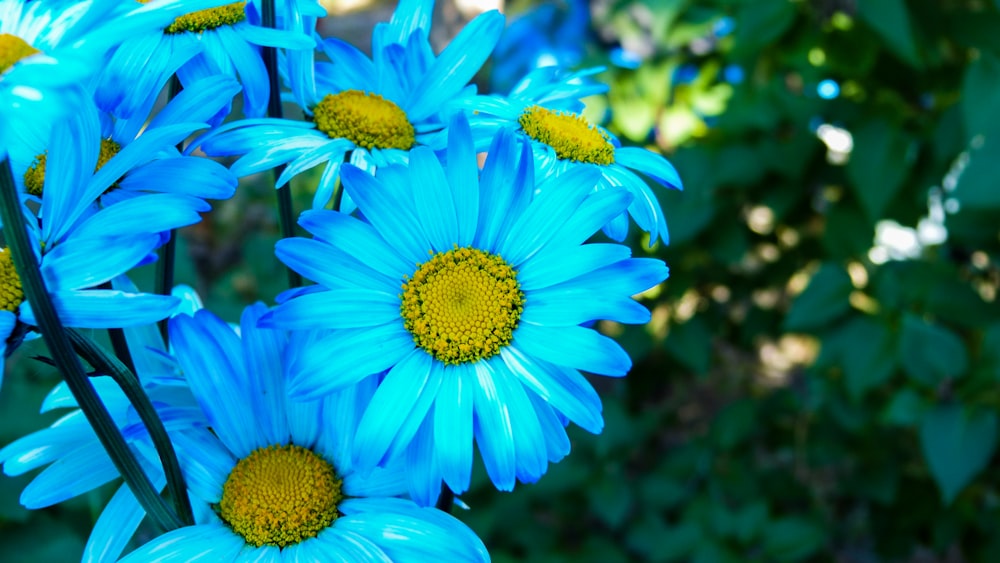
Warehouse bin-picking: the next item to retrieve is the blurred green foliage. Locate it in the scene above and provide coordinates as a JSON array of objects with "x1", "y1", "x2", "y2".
[{"x1": 4, "y1": 0, "x2": 1000, "y2": 561}]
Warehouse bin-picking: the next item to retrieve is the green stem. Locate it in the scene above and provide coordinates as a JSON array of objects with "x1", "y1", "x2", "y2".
[
  {"x1": 67, "y1": 328, "x2": 194, "y2": 526},
  {"x1": 156, "y1": 76, "x2": 184, "y2": 342},
  {"x1": 261, "y1": 0, "x2": 301, "y2": 288},
  {"x1": 0, "y1": 157, "x2": 183, "y2": 531}
]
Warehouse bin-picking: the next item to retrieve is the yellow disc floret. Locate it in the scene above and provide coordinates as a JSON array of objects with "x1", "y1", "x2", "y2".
[
  {"x1": 518, "y1": 105, "x2": 615, "y2": 165},
  {"x1": 312, "y1": 90, "x2": 415, "y2": 150},
  {"x1": 0, "y1": 33, "x2": 40, "y2": 75},
  {"x1": 24, "y1": 139, "x2": 122, "y2": 197},
  {"x1": 401, "y1": 247, "x2": 524, "y2": 365},
  {"x1": 0, "y1": 249, "x2": 24, "y2": 314},
  {"x1": 151, "y1": 1, "x2": 247, "y2": 34},
  {"x1": 218, "y1": 444, "x2": 341, "y2": 548}
]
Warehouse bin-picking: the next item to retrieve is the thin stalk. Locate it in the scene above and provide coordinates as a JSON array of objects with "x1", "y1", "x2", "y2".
[
  {"x1": 68, "y1": 329, "x2": 194, "y2": 526},
  {"x1": 0, "y1": 157, "x2": 183, "y2": 531},
  {"x1": 99, "y1": 281, "x2": 137, "y2": 374},
  {"x1": 436, "y1": 484, "x2": 455, "y2": 513},
  {"x1": 261, "y1": 0, "x2": 301, "y2": 288},
  {"x1": 156, "y1": 76, "x2": 183, "y2": 342}
]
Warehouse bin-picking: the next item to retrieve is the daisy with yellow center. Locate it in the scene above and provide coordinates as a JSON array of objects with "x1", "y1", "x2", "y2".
[
  {"x1": 110, "y1": 304, "x2": 490, "y2": 561},
  {"x1": 194, "y1": 0, "x2": 505, "y2": 211},
  {"x1": 261, "y1": 117, "x2": 669, "y2": 505},
  {"x1": 458, "y1": 66, "x2": 684, "y2": 246}
]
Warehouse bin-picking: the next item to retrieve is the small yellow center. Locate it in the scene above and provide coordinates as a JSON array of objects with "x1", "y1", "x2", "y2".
[
  {"x1": 24, "y1": 139, "x2": 122, "y2": 197},
  {"x1": 0, "y1": 249, "x2": 24, "y2": 314},
  {"x1": 155, "y1": 1, "x2": 247, "y2": 34},
  {"x1": 518, "y1": 105, "x2": 615, "y2": 165},
  {"x1": 312, "y1": 90, "x2": 415, "y2": 150},
  {"x1": 218, "y1": 444, "x2": 341, "y2": 548},
  {"x1": 401, "y1": 247, "x2": 524, "y2": 365},
  {"x1": 0, "y1": 33, "x2": 40, "y2": 75}
]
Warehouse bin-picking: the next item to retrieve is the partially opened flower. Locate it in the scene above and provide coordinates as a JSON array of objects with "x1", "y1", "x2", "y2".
[
  {"x1": 195, "y1": 0, "x2": 504, "y2": 210},
  {"x1": 96, "y1": 0, "x2": 315, "y2": 121},
  {"x1": 459, "y1": 67, "x2": 683, "y2": 246},
  {"x1": 261, "y1": 116, "x2": 669, "y2": 504}
]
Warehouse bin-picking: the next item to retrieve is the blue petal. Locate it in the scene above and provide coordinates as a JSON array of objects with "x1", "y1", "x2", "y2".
[
  {"x1": 274, "y1": 237, "x2": 398, "y2": 293},
  {"x1": 41, "y1": 234, "x2": 159, "y2": 291},
  {"x1": 312, "y1": 526, "x2": 392, "y2": 562},
  {"x1": 540, "y1": 188, "x2": 632, "y2": 251},
  {"x1": 434, "y1": 364, "x2": 474, "y2": 493},
  {"x1": 491, "y1": 360, "x2": 547, "y2": 483},
  {"x1": 517, "y1": 243, "x2": 631, "y2": 291},
  {"x1": 260, "y1": 289, "x2": 399, "y2": 330},
  {"x1": 410, "y1": 147, "x2": 459, "y2": 251},
  {"x1": 240, "y1": 303, "x2": 291, "y2": 447},
  {"x1": 406, "y1": 10, "x2": 504, "y2": 122},
  {"x1": 614, "y1": 146, "x2": 683, "y2": 190},
  {"x1": 275, "y1": 138, "x2": 353, "y2": 187},
  {"x1": 521, "y1": 289, "x2": 652, "y2": 325},
  {"x1": 216, "y1": 25, "x2": 269, "y2": 117},
  {"x1": 20, "y1": 445, "x2": 118, "y2": 508},
  {"x1": 405, "y1": 415, "x2": 442, "y2": 506},
  {"x1": 317, "y1": 37, "x2": 377, "y2": 93},
  {"x1": 287, "y1": 325, "x2": 415, "y2": 400},
  {"x1": 443, "y1": 114, "x2": 479, "y2": 246},
  {"x1": 24, "y1": 290, "x2": 180, "y2": 329},
  {"x1": 341, "y1": 165, "x2": 430, "y2": 266},
  {"x1": 500, "y1": 346, "x2": 603, "y2": 434},
  {"x1": 148, "y1": 75, "x2": 242, "y2": 132},
  {"x1": 171, "y1": 429, "x2": 234, "y2": 503},
  {"x1": 526, "y1": 390, "x2": 572, "y2": 462},
  {"x1": 235, "y1": 21, "x2": 315, "y2": 50},
  {"x1": 117, "y1": 523, "x2": 245, "y2": 562},
  {"x1": 297, "y1": 210, "x2": 410, "y2": 279},
  {"x1": 352, "y1": 349, "x2": 434, "y2": 469},
  {"x1": 514, "y1": 324, "x2": 632, "y2": 376},
  {"x1": 83, "y1": 480, "x2": 163, "y2": 563},
  {"x1": 169, "y1": 311, "x2": 261, "y2": 458},
  {"x1": 472, "y1": 360, "x2": 516, "y2": 490},
  {"x1": 70, "y1": 194, "x2": 207, "y2": 239},
  {"x1": 473, "y1": 128, "x2": 522, "y2": 251},
  {"x1": 543, "y1": 257, "x2": 669, "y2": 298},
  {"x1": 118, "y1": 157, "x2": 237, "y2": 200}
]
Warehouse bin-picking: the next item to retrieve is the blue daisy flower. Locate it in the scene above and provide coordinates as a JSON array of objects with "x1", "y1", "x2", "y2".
[
  {"x1": 259, "y1": 116, "x2": 669, "y2": 503},
  {"x1": 95, "y1": 0, "x2": 315, "y2": 122},
  {"x1": 8, "y1": 73, "x2": 240, "y2": 209},
  {"x1": 195, "y1": 0, "x2": 504, "y2": 211},
  {"x1": 0, "y1": 0, "x2": 231, "y2": 155},
  {"x1": 458, "y1": 66, "x2": 684, "y2": 246}
]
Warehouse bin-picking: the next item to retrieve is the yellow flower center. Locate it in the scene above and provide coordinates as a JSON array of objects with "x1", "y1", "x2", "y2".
[
  {"x1": 401, "y1": 247, "x2": 524, "y2": 365},
  {"x1": 312, "y1": 90, "x2": 415, "y2": 150},
  {"x1": 518, "y1": 105, "x2": 616, "y2": 165},
  {"x1": 138, "y1": 1, "x2": 246, "y2": 34},
  {"x1": 24, "y1": 139, "x2": 122, "y2": 197},
  {"x1": 0, "y1": 249, "x2": 24, "y2": 314},
  {"x1": 218, "y1": 444, "x2": 342, "y2": 548},
  {"x1": 0, "y1": 33, "x2": 40, "y2": 75}
]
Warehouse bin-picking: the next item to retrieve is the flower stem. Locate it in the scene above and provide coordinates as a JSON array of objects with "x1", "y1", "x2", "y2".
[
  {"x1": 67, "y1": 328, "x2": 194, "y2": 526},
  {"x1": 0, "y1": 157, "x2": 183, "y2": 532},
  {"x1": 261, "y1": 0, "x2": 302, "y2": 288},
  {"x1": 436, "y1": 484, "x2": 455, "y2": 513},
  {"x1": 155, "y1": 76, "x2": 183, "y2": 342}
]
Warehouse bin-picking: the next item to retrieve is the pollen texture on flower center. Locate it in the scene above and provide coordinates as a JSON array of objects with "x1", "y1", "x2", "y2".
[
  {"x1": 0, "y1": 249, "x2": 24, "y2": 314},
  {"x1": 401, "y1": 247, "x2": 524, "y2": 365},
  {"x1": 312, "y1": 90, "x2": 415, "y2": 150},
  {"x1": 0, "y1": 33, "x2": 40, "y2": 75},
  {"x1": 24, "y1": 139, "x2": 122, "y2": 197},
  {"x1": 161, "y1": 1, "x2": 246, "y2": 34},
  {"x1": 218, "y1": 444, "x2": 341, "y2": 548},
  {"x1": 518, "y1": 105, "x2": 615, "y2": 165}
]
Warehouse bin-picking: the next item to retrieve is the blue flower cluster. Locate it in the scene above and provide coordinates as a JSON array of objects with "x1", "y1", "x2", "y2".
[{"x1": 0, "y1": 0, "x2": 680, "y2": 560}]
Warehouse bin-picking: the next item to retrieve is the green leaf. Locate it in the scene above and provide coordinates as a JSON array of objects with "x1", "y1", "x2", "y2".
[
  {"x1": 919, "y1": 404, "x2": 999, "y2": 504},
  {"x1": 587, "y1": 476, "x2": 634, "y2": 530},
  {"x1": 625, "y1": 512, "x2": 702, "y2": 562},
  {"x1": 784, "y1": 263, "x2": 853, "y2": 331},
  {"x1": 732, "y1": 0, "x2": 796, "y2": 57},
  {"x1": 882, "y1": 388, "x2": 929, "y2": 427},
  {"x1": 761, "y1": 517, "x2": 827, "y2": 561},
  {"x1": 926, "y1": 280, "x2": 1000, "y2": 328},
  {"x1": 821, "y1": 205, "x2": 874, "y2": 260},
  {"x1": 961, "y1": 53, "x2": 1000, "y2": 138},
  {"x1": 664, "y1": 316, "x2": 712, "y2": 374},
  {"x1": 857, "y1": 0, "x2": 921, "y2": 67},
  {"x1": 899, "y1": 314, "x2": 968, "y2": 386},
  {"x1": 711, "y1": 400, "x2": 757, "y2": 448},
  {"x1": 845, "y1": 119, "x2": 915, "y2": 222},
  {"x1": 839, "y1": 316, "x2": 897, "y2": 400},
  {"x1": 953, "y1": 134, "x2": 1000, "y2": 208}
]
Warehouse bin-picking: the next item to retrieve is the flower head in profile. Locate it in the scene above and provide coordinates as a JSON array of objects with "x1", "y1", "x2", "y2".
[
  {"x1": 459, "y1": 67, "x2": 683, "y2": 246},
  {"x1": 95, "y1": 0, "x2": 315, "y2": 121},
  {"x1": 261, "y1": 116, "x2": 669, "y2": 503},
  {"x1": 0, "y1": 0, "x2": 231, "y2": 153},
  {"x1": 196, "y1": 0, "x2": 504, "y2": 210}
]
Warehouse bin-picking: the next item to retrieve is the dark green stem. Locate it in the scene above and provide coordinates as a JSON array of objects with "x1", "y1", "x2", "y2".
[
  {"x1": 156, "y1": 76, "x2": 183, "y2": 342},
  {"x1": 67, "y1": 329, "x2": 194, "y2": 526},
  {"x1": 261, "y1": 0, "x2": 302, "y2": 288},
  {"x1": 0, "y1": 157, "x2": 183, "y2": 531}
]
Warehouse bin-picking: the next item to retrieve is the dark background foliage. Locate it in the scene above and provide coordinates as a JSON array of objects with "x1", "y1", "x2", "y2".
[{"x1": 3, "y1": 0, "x2": 999, "y2": 561}]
